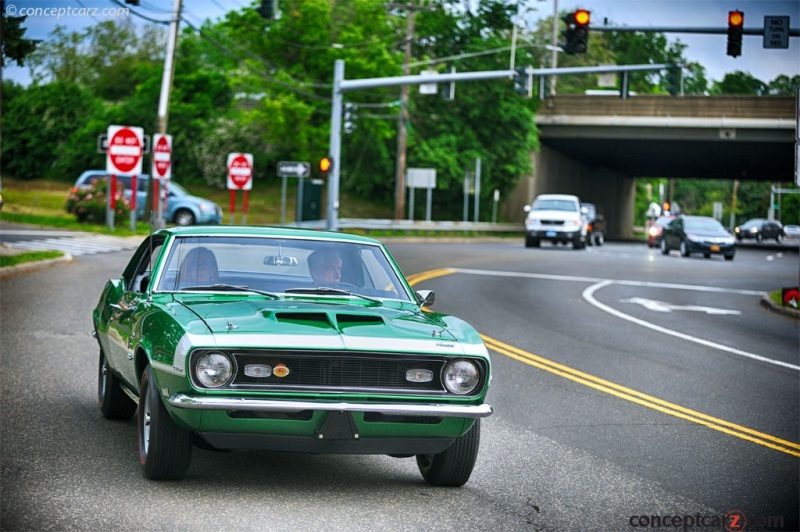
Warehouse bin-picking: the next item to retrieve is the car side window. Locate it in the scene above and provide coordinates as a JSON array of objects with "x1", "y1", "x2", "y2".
[{"x1": 124, "y1": 237, "x2": 165, "y2": 292}]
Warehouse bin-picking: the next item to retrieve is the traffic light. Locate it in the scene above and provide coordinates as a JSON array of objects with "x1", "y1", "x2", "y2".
[
  {"x1": 665, "y1": 64, "x2": 681, "y2": 96},
  {"x1": 513, "y1": 66, "x2": 531, "y2": 98},
  {"x1": 319, "y1": 156, "x2": 332, "y2": 175},
  {"x1": 562, "y1": 9, "x2": 590, "y2": 55},
  {"x1": 727, "y1": 10, "x2": 744, "y2": 57},
  {"x1": 343, "y1": 103, "x2": 357, "y2": 134},
  {"x1": 258, "y1": 0, "x2": 277, "y2": 19},
  {"x1": 440, "y1": 67, "x2": 456, "y2": 101}
]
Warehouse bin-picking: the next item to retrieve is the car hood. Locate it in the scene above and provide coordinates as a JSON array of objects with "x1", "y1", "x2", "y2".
[{"x1": 176, "y1": 298, "x2": 484, "y2": 355}]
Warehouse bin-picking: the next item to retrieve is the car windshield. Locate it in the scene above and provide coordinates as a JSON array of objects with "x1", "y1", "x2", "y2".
[
  {"x1": 154, "y1": 235, "x2": 412, "y2": 302},
  {"x1": 685, "y1": 218, "x2": 727, "y2": 233},
  {"x1": 533, "y1": 199, "x2": 577, "y2": 212}
]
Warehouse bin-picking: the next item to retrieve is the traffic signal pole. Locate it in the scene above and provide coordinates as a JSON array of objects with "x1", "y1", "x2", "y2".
[{"x1": 326, "y1": 60, "x2": 674, "y2": 231}]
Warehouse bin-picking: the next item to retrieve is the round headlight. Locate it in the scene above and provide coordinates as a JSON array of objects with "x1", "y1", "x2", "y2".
[
  {"x1": 195, "y1": 352, "x2": 233, "y2": 388},
  {"x1": 442, "y1": 360, "x2": 480, "y2": 395}
]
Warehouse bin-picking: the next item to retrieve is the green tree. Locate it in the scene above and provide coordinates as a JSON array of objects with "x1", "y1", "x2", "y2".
[
  {"x1": 710, "y1": 70, "x2": 768, "y2": 95},
  {"x1": 767, "y1": 74, "x2": 800, "y2": 96},
  {"x1": 0, "y1": 6, "x2": 39, "y2": 67},
  {"x1": 28, "y1": 20, "x2": 164, "y2": 101},
  {"x1": 1, "y1": 81, "x2": 103, "y2": 179}
]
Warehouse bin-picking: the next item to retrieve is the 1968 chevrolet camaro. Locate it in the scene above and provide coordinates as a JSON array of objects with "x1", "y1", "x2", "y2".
[{"x1": 93, "y1": 226, "x2": 492, "y2": 485}]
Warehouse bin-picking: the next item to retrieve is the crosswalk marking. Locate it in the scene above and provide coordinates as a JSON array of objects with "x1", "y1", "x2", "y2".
[{"x1": 3, "y1": 235, "x2": 141, "y2": 256}]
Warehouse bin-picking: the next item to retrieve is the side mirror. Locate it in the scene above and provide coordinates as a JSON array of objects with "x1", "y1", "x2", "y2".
[
  {"x1": 523, "y1": 205, "x2": 531, "y2": 213},
  {"x1": 415, "y1": 289, "x2": 435, "y2": 308}
]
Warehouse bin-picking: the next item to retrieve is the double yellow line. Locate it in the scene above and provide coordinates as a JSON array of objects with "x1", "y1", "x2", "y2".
[
  {"x1": 407, "y1": 268, "x2": 800, "y2": 458},
  {"x1": 482, "y1": 335, "x2": 800, "y2": 458}
]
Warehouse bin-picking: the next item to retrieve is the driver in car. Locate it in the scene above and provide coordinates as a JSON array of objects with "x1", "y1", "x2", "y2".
[{"x1": 308, "y1": 249, "x2": 342, "y2": 285}]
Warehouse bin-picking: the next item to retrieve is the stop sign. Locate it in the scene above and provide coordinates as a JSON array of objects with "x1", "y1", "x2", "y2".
[
  {"x1": 152, "y1": 134, "x2": 172, "y2": 179},
  {"x1": 106, "y1": 125, "x2": 144, "y2": 175},
  {"x1": 227, "y1": 153, "x2": 253, "y2": 190}
]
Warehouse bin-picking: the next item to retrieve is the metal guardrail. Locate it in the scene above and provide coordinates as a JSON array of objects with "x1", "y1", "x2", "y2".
[{"x1": 282, "y1": 218, "x2": 524, "y2": 233}]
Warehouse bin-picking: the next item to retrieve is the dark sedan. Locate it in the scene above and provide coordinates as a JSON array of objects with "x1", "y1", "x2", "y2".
[
  {"x1": 734, "y1": 218, "x2": 784, "y2": 243},
  {"x1": 660, "y1": 215, "x2": 736, "y2": 261}
]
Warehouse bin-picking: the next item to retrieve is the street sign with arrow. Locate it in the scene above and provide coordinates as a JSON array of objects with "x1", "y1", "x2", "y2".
[{"x1": 277, "y1": 161, "x2": 311, "y2": 178}]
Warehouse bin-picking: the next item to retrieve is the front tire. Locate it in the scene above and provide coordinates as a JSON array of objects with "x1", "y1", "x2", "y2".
[
  {"x1": 138, "y1": 365, "x2": 192, "y2": 480},
  {"x1": 416, "y1": 419, "x2": 480, "y2": 487},
  {"x1": 98, "y1": 349, "x2": 136, "y2": 420},
  {"x1": 173, "y1": 209, "x2": 195, "y2": 226},
  {"x1": 680, "y1": 240, "x2": 690, "y2": 257},
  {"x1": 660, "y1": 239, "x2": 669, "y2": 255}
]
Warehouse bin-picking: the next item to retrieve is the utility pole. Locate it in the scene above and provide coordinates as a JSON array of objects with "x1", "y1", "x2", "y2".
[
  {"x1": 151, "y1": 0, "x2": 181, "y2": 229},
  {"x1": 389, "y1": 2, "x2": 435, "y2": 221}
]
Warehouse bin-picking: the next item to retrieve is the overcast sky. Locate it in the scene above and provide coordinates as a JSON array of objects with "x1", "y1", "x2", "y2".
[{"x1": 3, "y1": 0, "x2": 799, "y2": 86}]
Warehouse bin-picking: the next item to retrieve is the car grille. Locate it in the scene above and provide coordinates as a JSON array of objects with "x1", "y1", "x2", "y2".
[
  {"x1": 540, "y1": 220, "x2": 564, "y2": 226},
  {"x1": 224, "y1": 350, "x2": 475, "y2": 394}
]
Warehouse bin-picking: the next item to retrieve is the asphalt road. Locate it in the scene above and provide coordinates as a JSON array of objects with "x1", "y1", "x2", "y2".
[{"x1": 1, "y1": 235, "x2": 798, "y2": 531}]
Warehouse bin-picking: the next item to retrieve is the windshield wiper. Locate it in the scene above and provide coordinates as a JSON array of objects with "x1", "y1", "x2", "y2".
[
  {"x1": 179, "y1": 284, "x2": 280, "y2": 299},
  {"x1": 284, "y1": 287, "x2": 381, "y2": 305}
]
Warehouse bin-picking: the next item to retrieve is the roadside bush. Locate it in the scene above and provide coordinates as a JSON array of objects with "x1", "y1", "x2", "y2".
[{"x1": 65, "y1": 178, "x2": 131, "y2": 224}]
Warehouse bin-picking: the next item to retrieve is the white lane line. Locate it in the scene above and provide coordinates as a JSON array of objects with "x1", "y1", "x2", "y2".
[
  {"x1": 451, "y1": 268, "x2": 797, "y2": 371},
  {"x1": 454, "y1": 268, "x2": 764, "y2": 296},
  {"x1": 583, "y1": 280, "x2": 799, "y2": 371}
]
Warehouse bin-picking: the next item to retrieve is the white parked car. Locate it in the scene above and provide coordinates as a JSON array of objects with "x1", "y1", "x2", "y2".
[
  {"x1": 783, "y1": 224, "x2": 800, "y2": 239},
  {"x1": 523, "y1": 194, "x2": 587, "y2": 249}
]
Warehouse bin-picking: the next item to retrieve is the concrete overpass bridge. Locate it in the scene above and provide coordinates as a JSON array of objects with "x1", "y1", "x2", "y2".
[{"x1": 507, "y1": 95, "x2": 796, "y2": 238}]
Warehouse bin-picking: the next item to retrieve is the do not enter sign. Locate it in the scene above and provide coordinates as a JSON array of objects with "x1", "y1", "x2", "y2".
[
  {"x1": 227, "y1": 153, "x2": 253, "y2": 190},
  {"x1": 152, "y1": 134, "x2": 172, "y2": 179},
  {"x1": 106, "y1": 125, "x2": 144, "y2": 175}
]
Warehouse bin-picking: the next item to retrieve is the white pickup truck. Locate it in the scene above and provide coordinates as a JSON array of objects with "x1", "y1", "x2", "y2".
[{"x1": 523, "y1": 193, "x2": 587, "y2": 249}]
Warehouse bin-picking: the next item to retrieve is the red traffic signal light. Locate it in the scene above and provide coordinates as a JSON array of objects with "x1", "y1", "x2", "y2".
[
  {"x1": 727, "y1": 10, "x2": 744, "y2": 57},
  {"x1": 728, "y1": 10, "x2": 744, "y2": 27},
  {"x1": 319, "y1": 157, "x2": 332, "y2": 173},
  {"x1": 574, "y1": 9, "x2": 590, "y2": 26}
]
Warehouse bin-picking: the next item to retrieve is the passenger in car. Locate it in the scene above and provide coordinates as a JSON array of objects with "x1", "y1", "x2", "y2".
[
  {"x1": 308, "y1": 249, "x2": 342, "y2": 285},
  {"x1": 178, "y1": 247, "x2": 220, "y2": 286}
]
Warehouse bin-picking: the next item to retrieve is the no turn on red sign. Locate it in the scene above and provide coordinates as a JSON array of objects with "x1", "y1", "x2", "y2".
[
  {"x1": 227, "y1": 153, "x2": 253, "y2": 190},
  {"x1": 152, "y1": 134, "x2": 172, "y2": 179},
  {"x1": 106, "y1": 125, "x2": 144, "y2": 175}
]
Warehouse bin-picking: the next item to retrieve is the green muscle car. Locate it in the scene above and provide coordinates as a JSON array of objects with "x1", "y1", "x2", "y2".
[{"x1": 94, "y1": 226, "x2": 492, "y2": 485}]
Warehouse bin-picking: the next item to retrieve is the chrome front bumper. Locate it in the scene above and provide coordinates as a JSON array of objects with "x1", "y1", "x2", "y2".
[{"x1": 168, "y1": 394, "x2": 493, "y2": 418}]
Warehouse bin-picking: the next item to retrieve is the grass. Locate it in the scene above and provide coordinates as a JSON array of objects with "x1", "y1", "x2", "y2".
[
  {"x1": 0, "y1": 250, "x2": 64, "y2": 268},
  {"x1": 0, "y1": 177, "x2": 395, "y2": 234}
]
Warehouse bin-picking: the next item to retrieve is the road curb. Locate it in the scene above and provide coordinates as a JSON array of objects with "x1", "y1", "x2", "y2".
[
  {"x1": 760, "y1": 294, "x2": 800, "y2": 320},
  {"x1": 0, "y1": 253, "x2": 73, "y2": 279}
]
